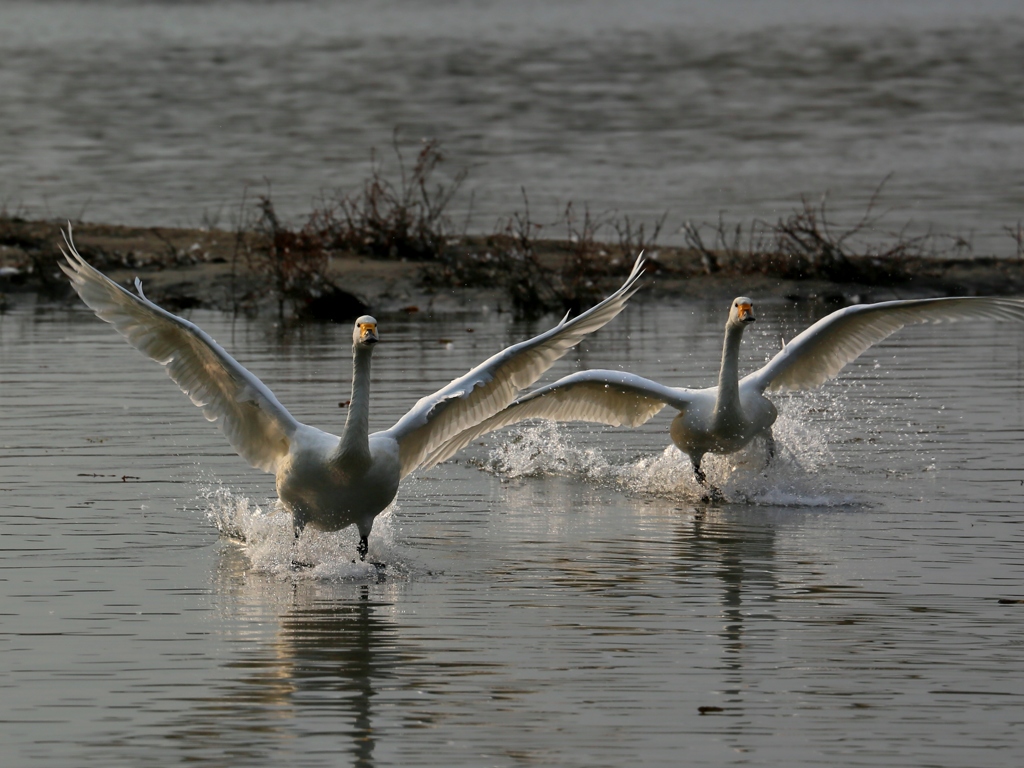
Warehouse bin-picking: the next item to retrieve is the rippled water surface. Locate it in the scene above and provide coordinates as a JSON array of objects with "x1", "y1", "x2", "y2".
[
  {"x1": 3, "y1": 0, "x2": 1024, "y2": 250},
  {"x1": 3, "y1": 297, "x2": 1024, "y2": 766}
]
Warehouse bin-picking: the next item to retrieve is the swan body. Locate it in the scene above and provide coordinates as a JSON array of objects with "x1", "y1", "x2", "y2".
[
  {"x1": 59, "y1": 228, "x2": 645, "y2": 557},
  {"x1": 432, "y1": 295, "x2": 1024, "y2": 494}
]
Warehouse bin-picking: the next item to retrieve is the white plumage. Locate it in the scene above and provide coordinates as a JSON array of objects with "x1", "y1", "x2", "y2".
[
  {"x1": 438, "y1": 295, "x2": 1024, "y2": 496},
  {"x1": 60, "y1": 227, "x2": 644, "y2": 558}
]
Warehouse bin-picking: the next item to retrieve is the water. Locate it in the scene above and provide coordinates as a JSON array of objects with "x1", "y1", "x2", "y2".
[
  {"x1": 3, "y1": 297, "x2": 1024, "y2": 766},
  {"x1": 3, "y1": 0, "x2": 1024, "y2": 252}
]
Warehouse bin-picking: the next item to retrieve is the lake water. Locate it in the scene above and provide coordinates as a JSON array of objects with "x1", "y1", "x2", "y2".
[
  {"x1": 3, "y1": 0, "x2": 1024, "y2": 252},
  {"x1": 3, "y1": 296, "x2": 1024, "y2": 766}
]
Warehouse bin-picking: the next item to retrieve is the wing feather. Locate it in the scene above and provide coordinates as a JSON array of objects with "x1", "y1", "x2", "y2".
[
  {"x1": 420, "y1": 369, "x2": 693, "y2": 470},
  {"x1": 382, "y1": 255, "x2": 646, "y2": 477},
  {"x1": 743, "y1": 297, "x2": 1024, "y2": 393},
  {"x1": 60, "y1": 227, "x2": 300, "y2": 473}
]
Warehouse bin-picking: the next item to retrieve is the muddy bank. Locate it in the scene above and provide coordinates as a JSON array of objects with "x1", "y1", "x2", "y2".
[{"x1": 3, "y1": 219, "x2": 1024, "y2": 317}]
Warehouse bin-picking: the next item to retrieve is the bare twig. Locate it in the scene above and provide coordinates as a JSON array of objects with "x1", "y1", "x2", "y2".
[
  {"x1": 681, "y1": 219, "x2": 719, "y2": 274},
  {"x1": 316, "y1": 134, "x2": 468, "y2": 261},
  {"x1": 1005, "y1": 221, "x2": 1024, "y2": 261},
  {"x1": 612, "y1": 211, "x2": 667, "y2": 258}
]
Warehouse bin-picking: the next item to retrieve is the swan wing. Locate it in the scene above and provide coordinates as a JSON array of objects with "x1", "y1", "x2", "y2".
[
  {"x1": 382, "y1": 255, "x2": 646, "y2": 477},
  {"x1": 419, "y1": 369, "x2": 693, "y2": 470},
  {"x1": 743, "y1": 297, "x2": 1024, "y2": 393},
  {"x1": 59, "y1": 228, "x2": 300, "y2": 473}
]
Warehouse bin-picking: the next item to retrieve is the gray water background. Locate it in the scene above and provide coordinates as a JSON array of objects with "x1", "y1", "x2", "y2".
[
  {"x1": 3, "y1": 0, "x2": 1024, "y2": 251},
  {"x1": 2, "y1": 297, "x2": 1024, "y2": 766}
]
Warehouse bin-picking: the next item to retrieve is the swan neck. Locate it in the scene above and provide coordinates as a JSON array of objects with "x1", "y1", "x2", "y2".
[
  {"x1": 714, "y1": 322, "x2": 745, "y2": 417},
  {"x1": 339, "y1": 344, "x2": 373, "y2": 463}
]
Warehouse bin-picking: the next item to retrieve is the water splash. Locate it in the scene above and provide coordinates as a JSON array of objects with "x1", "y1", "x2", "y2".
[
  {"x1": 202, "y1": 486, "x2": 406, "y2": 580},
  {"x1": 486, "y1": 420, "x2": 613, "y2": 480},
  {"x1": 483, "y1": 396, "x2": 859, "y2": 508}
]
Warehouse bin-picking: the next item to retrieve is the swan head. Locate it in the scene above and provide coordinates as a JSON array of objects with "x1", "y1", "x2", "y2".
[
  {"x1": 728, "y1": 297, "x2": 756, "y2": 327},
  {"x1": 353, "y1": 315, "x2": 379, "y2": 347}
]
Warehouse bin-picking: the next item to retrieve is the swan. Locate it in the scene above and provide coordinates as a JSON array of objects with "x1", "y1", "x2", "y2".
[
  {"x1": 426, "y1": 295, "x2": 1024, "y2": 497},
  {"x1": 59, "y1": 228, "x2": 645, "y2": 559}
]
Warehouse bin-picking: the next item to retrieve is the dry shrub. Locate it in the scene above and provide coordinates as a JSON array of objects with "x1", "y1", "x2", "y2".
[
  {"x1": 683, "y1": 177, "x2": 972, "y2": 284},
  {"x1": 235, "y1": 194, "x2": 367, "y2": 322},
  {"x1": 312, "y1": 135, "x2": 467, "y2": 261}
]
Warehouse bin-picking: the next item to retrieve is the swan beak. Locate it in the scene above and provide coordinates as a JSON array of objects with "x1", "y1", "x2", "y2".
[
  {"x1": 737, "y1": 303, "x2": 755, "y2": 323},
  {"x1": 358, "y1": 322, "x2": 379, "y2": 344}
]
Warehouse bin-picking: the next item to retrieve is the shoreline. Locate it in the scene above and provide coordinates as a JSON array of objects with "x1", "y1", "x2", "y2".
[{"x1": 4, "y1": 219, "x2": 1024, "y2": 316}]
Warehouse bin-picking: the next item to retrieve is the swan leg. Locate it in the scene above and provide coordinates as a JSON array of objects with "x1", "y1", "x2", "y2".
[
  {"x1": 764, "y1": 430, "x2": 776, "y2": 468},
  {"x1": 292, "y1": 507, "x2": 308, "y2": 540},
  {"x1": 691, "y1": 455, "x2": 724, "y2": 502},
  {"x1": 290, "y1": 516, "x2": 315, "y2": 569},
  {"x1": 356, "y1": 535, "x2": 388, "y2": 576},
  {"x1": 692, "y1": 458, "x2": 708, "y2": 486}
]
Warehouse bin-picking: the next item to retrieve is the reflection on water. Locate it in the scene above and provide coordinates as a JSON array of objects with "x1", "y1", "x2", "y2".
[
  {"x1": 3, "y1": 298, "x2": 1024, "y2": 766},
  {"x1": 686, "y1": 505, "x2": 780, "y2": 685},
  {"x1": 161, "y1": 547, "x2": 406, "y2": 767}
]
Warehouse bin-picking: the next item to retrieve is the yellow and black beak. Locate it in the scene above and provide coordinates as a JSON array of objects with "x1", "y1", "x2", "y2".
[
  {"x1": 358, "y1": 322, "x2": 379, "y2": 344},
  {"x1": 737, "y1": 303, "x2": 755, "y2": 323}
]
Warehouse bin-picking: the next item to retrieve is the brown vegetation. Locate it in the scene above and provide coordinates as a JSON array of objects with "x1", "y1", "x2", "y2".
[{"x1": 4, "y1": 145, "x2": 1024, "y2": 319}]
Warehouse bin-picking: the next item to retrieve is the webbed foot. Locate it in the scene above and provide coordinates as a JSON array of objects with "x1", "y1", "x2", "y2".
[{"x1": 700, "y1": 486, "x2": 725, "y2": 504}]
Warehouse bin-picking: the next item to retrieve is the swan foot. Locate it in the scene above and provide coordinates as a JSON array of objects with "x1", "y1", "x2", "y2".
[
  {"x1": 764, "y1": 432, "x2": 776, "y2": 470},
  {"x1": 350, "y1": 556, "x2": 387, "y2": 569},
  {"x1": 357, "y1": 535, "x2": 369, "y2": 562},
  {"x1": 700, "y1": 486, "x2": 725, "y2": 503},
  {"x1": 693, "y1": 458, "x2": 724, "y2": 503},
  {"x1": 346, "y1": 560, "x2": 388, "y2": 583}
]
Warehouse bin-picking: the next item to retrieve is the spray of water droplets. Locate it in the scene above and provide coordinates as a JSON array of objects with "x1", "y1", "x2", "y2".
[
  {"x1": 483, "y1": 393, "x2": 861, "y2": 507},
  {"x1": 202, "y1": 486, "x2": 406, "y2": 580}
]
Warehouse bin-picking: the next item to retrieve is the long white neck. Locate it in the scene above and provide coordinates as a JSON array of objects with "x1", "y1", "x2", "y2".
[
  {"x1": 337, "y1": 344, "x2": 374, "y2": 467},
  {"x1": 713, "y1": 322, "x2": 745, "y2": 424}
]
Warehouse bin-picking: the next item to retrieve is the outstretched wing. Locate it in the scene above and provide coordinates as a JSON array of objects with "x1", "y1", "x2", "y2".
[
  {"x1": 381, "y1": 255, "x2": 646, "y2": 477},
  {"x1": 743, "y1": 297, "x2": 1024, "y2": 393},
  {"x1": 419, "y1": 369, "x2": 694, "y2": 470},
  {"x1": 60, "y1": 227, "x2": 300, "y2": 474}
]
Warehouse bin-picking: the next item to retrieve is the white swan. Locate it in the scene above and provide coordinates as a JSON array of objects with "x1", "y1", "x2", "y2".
[
  {"x1": 429, "y1": 295, "x2": 1024, "y2": 497},
  {"x1": 59, "y1": 228, "x2": 644, "y2": 559}
]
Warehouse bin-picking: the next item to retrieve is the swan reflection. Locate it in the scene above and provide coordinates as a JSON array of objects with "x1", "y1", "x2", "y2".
[{"x1": 164, "y1": 545, "x2": 408, "y2": 767}]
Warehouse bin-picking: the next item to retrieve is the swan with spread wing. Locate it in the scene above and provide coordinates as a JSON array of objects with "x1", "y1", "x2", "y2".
[
  {"x1": 429, "y1": 295, "x2": 1024, "y2": 497},
  {"x1": 60, "y1": 228, "x2": 644, "y2": 559}
]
